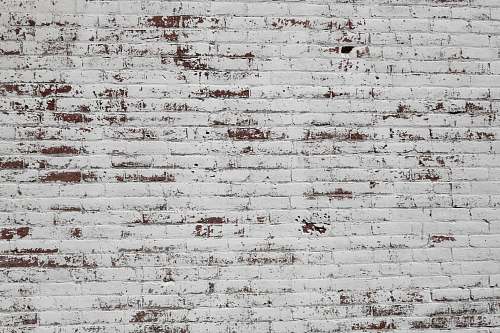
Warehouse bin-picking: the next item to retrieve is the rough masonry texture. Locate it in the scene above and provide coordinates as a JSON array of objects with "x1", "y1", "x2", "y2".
[{"x1": 0, "y1": 0, "x2": 500, "y2": 332}]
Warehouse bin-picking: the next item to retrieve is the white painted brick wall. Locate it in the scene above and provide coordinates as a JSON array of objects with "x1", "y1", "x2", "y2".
[{"x1": 0, "y1": 0, "x2": 500, "y2": 332}]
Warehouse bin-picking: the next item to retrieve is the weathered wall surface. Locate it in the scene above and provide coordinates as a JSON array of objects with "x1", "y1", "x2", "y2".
[{"x1": 1, "y1": 0, "x2": 500, "y2": 332}]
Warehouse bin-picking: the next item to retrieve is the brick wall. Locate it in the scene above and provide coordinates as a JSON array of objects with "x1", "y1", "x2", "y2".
[{"x1": 1, "y1": 0, "x2": 500, "y2": 332}]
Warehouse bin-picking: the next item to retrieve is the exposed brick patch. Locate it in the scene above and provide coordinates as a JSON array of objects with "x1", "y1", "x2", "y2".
[
  {"x1": 323, "y1": 89, "x2": 349, "y2": 98},
  {"x1": 70, "y1": 228, "x2": 82, "y2": 238},
  {"x1": 352, "y1": 320, "x2": 397, "y2": 330},
  {"x1": 38, "y1": 84, "x2": 72, "y2": 97},
  {"x1": 115, "y1": 173, "x2": 175, "y2": 182},
  {"x1": 207, "y1": 88, "x2": 250, "y2": 98},
  {"x1": 0, "y1": 159, "x2": 24, "y2": 169},
  {"x1": 302, "y1": 222, "x2": 327, "y2": 234},
  {"x1": 147, "y1": 16, "x2": 182, "y2": 28},
  {"x1": 1, "y1": 84, "x2": 21, "y2": 94},
  {"x1": 41, "y1": 171, "x2": 81, "y2": 183},
  {"x1": 271, "y1": 18, "x2": 312, "y2": 29},
  {"x1": 305, "y1": 188, "x2": 353, "y2": 200},
  {"x1": 305, "y1": 130, "x2": 367, "y2": 141},
  {"x1": 41, "y1": 146, "x2": 80, "y2": 155},
  {"x1": 431, "y1": 235, "x2": 456, "y2": 243},
  {"x1": 198, "y1": 217, "x2": 225, "y2": 224},
  {"x1": 228, "y1": 128, "x2": 270, "y2": 140},
  {"x1": 0, "y1": 227, "x2": 29, "y2": 240},
  {"x1": 10, "y1": 248, "x2": 58, "y2": 254},
  {"x1": 54, "y1": 113, "x2": 91, "y2": 123}
]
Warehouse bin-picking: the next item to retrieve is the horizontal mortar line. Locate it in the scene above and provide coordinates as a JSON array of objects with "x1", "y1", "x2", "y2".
[
  {"x1": 2, "y1": 206, "x2": 482, "y2": 213},
  {"x1": 1, "y1": 79, "x2": 498, "y2": 85},
  {"x1": 0, "y1": 240, "x2": 480, "y2": 245},
  {"x1": 0, "y1": 70, "x2": 498, "y2": 77},
  {"x1": 64, "y1": 33, "x2": 500, "y2": 39},
  {"x1": 0, "y1": 193, "x2": 494, "y2": 198},
  {"x1": 0, "y1": 39, "x2": 496, "y2": 46},
  {"x1": 1, "y1": 150, "x2": 497, "y2": 154},
  {"x1": 0, "y1": 183, "x2": 486, "y2": 187},
  {"x1": 1, "y1": 81, "x2": 498, "y2": 85},
  {"x1": 2, "y1": 94, "x2": 498, "y2": 98},
  {"x1": 0, "y1": 63, "x2": 499, "y2": 73},
  {"x1": 0, "y1": 222, "x2": 486, "y2": 225},
  {"x1": 0, "y1": 249, "x2": 479, "y2": 254},
  {"x1": 1, "y1": 317, "x2": 483, "y2": 328},
  {"x1": 0, "y1": 215, "x2": 482, "y2": 219},
  {"x1": 2, "y1": 112, "x2": 498, "y2": 115},
  {"x1": 13, "y1": 25, "x2": 500, "y2": 34},
  {"x1": 3, "y1": 56, "x2": 500, "y2": 64},
  {"x1": 0, "y1": 171, "x2": 480, "y2": 174},
  {"x1": 5, "y1": 14, "x2": 499, "y2": 20},
  {"x1": 6, "y1": 124, "x2": 500, "y2": 127},
  {"x1": 1, "y1": 50, "x2": 494, "y2": 55},
  {"x1": 0, "y1": 300, "x2": 483, "y2": 308},
  {"x1": 0, "y1": 175, "x2": 488, "y2": 178},
  {"x1": 3, "y1": 140, "x2": 499, "y2": 143},
  {"x1": 2, "y1": 139, "x2": 500, "y2": 142},
  {"x1": 0, "y1": 152, "x2": 496, "y2": 155},
  {"x1": 0, "y1": 292, "x2": 487, "y2": 299},
  {"x1": 0, "y1": 65, "x2": 500, "y2": 72},
  {"x1": 0, "y1": 271, "x2": 490, "y2": 276},
  {"x1": 0, "y1": 265, "x2": 491, "y2": 271},
  {"x1": 0, "y1": 275, "x2": 493, "y2": 285},
  {"x1": 0, "y1": 237, "x2": 477, "y2": 241},
  {"x1": 0, "y1": 155, "x2": 494, "y2": 159},
  {"x1": 3, "y1": 317, "x2": 499, "y2": 329},
  {"x1": 1, "y1": 95, "x2": 498, "y2": 99},
  {"x1": 5, "y1": 50, "x2": 500, "y2": 56},
  {"x1": 0, "y1": 272, "x2": 491, "y2": 277},
  {"x1": 0, "y1": 220, "x2": 484, "y2": 223},
  {"x1": 3, "y1": 3, "x2": 499, "y2": 9},
  {"x1": 0, "y1": 235, "x2": 460, "y2": 239},
  {"x1": 0, "y1": 45, "x2": 496, "y2": 53},
  {"x1": 2, "y1": 119, "x2": 497, "y2": 123},
  {"x1": 0, "y1": 237, "x2": 491, "y2": 242},
  {"x1": 0, "y1": 231, "x2": 477, "y2": 235},
  {"x1": 0, "y1": 302, "x2": 492, "y2": 313}
]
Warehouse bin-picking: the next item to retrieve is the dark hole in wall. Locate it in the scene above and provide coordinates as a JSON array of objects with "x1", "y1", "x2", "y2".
[{"x1": 341, "y1": 46, "x2": 354, "y2": 53}]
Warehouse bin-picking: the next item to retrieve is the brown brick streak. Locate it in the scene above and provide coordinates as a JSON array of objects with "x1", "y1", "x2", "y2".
[
  {"x1": 1, "y1": 1, "x2": 499, "y2": 332},
  {"x1": 0, "y1": 227, "x2": 29, "y2": 240}
]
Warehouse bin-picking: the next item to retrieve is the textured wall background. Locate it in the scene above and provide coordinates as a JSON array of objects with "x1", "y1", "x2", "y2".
[{"x1": 1, "y1": 0, "x2": 500, "y2": 332}]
